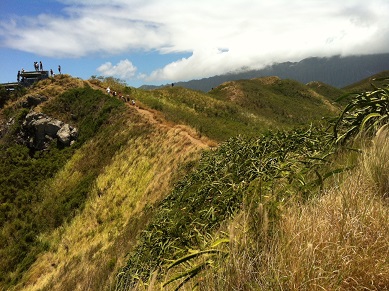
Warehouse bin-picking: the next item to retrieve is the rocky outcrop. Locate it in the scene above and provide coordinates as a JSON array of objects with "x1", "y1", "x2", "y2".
[{"x1": 20, "y1": 111, "x2": 78, "y2": 150}]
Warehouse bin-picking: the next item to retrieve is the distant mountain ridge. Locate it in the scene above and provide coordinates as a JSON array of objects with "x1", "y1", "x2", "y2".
[{"x1": 140, "y1": 53, "x2": 389, "y2": 92}]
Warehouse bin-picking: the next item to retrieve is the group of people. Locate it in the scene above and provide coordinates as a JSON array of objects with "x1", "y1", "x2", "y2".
[
  {"x1": 17, "y1": 69, "x2": 24, "y2": 82},
  {"x1": 16, "y1": 63, "x2": 62, "y2": 82},
  {"x1": 33, "y1": 61, "x2": 62, "y2": 76},
  {"x1": 50, "y1": 65, "x2": 61, "y2": 77},
  {"x1": 106, "y1": 87, "x2": 136, "y2": 105},
  {"x1": 33, "y1": 61, "x2": 43, "y2": 71}
]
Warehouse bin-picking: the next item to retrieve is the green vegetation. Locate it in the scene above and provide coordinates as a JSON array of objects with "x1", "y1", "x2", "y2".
[
  {"x1": 343, "y1": 70, "x2": 389, "y2": 93},
  {"x1": 334, "y1": 77, "x2": 389, "y2": 143},
  {"x1": 213, "y1": 78, "x2": 337, "y2": 124},
  {"x1": 115, "y1": 76, "x2": 389, "y2": 290},
  {"x1": 1, "y1": 72, "x2": 388, "y2": 290},
  {"x1": 0, "y1": 85, "x2": 27, "y2": 108},
  {"x1": 306, "y1": 81, "x2": 348, "y2": 104},
  {"x1": 132, "y1": 78, "x2": 338, "y2": 141},
  {"x1": 117, "y1": 124, "x2": 339, "y2": 289},
  {"x1": 0, "y1": 87, "x2": 125, "y2": 287}
]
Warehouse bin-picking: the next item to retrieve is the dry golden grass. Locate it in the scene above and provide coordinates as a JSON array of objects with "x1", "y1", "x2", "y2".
[
  {"x1": 362, "y1": 125, "x2": 389, "y2": 199},
  {"x1": 191, "y1": 131, "x2": 389, "y2": 291},
  {"x1": 1, "y1": 74, "x2": 87, "y2": 115},
  {"x1": 28, "y1": 74, "x2": 86, "y2": 98},
  {"x1": 12, "y1": 105, "x2": 209, "y2": 291}
]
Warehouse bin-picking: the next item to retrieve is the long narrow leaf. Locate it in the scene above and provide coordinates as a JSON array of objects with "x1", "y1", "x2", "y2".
[
  {"x1": 163, "y1": 261, "x2": 209, "y2": 287},
  {"x1": 360, "y1": 112, "x2": 381, "y2": 132},
  {"x1": 167, "y1": 249, "x2": 223, "y2": 270}
]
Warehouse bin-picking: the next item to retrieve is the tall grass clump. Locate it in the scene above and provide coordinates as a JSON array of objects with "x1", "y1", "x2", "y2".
[
  {"x1": 362, "y1": 125, "x2": 389, "y2": 198},
  {"x1": 203, "y1": 156, "x2": 389, "y2": 290}
]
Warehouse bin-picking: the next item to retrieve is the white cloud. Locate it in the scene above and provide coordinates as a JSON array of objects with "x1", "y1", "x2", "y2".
[
  {"x1": 97, "y1": 59, "x2": 137, "y2": 79},
  {"x1": 1, "y1": 0, "x2": 389, "y2": 82}
]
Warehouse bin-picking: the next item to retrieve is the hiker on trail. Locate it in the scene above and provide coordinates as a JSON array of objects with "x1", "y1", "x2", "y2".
[
  {"x1": 50, "y1": 69, "x2": 53, "y2": 77},
  {"x1": 39, "y1": 61, "x2": 43, "y2": 71},
  {"x1": 17, "y1": 71, "x2": 20, "y2": 82},
  {"x1": 106, "y1": 87, "x2": 111, "y2": 94},
  {"x1": 132, "y1": 99, "x2": 136, "y2": 106},
  {"x1": 58, "y1": 65, "x2": 61, "y2": 74}
]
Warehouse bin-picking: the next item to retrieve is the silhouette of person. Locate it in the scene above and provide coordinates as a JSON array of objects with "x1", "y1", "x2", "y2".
[
  {"x1": 50, "y1": 69, "x2": 53, "y2": 77},
  {"x1": 58, "y1": 65, "x2": 61, "y2": 74},
  {"x1": 39, "y1": 61, "x2": 43, "y2": 71},
  {"x1": 17, "y1": 71, "x2": 20, "y2": 82}
]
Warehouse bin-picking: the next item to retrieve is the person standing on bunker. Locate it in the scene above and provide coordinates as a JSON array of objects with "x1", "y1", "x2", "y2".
[
  {"x1": 58, "y1": 65, "x2": 62, "y2": 74},
  {"x1": 39, "y1": 61, "x2": 43, "y2": 71}
]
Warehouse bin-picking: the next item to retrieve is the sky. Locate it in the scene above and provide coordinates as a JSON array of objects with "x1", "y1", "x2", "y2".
[{"x1": 1, "y1": 0, "x2": 389, "y2": 88}]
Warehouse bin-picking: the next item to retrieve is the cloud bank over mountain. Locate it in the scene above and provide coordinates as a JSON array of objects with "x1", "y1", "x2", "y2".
[{"x1": 1, "y1": 0, "x2": 388, "y2": 83}]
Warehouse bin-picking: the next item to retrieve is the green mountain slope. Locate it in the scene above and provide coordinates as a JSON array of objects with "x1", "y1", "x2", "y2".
[
  {"x1": 131, "y1": 76, "x2": 339, "y2": 141},
  {"x1": 343, "y1": 70, "x2": 389, "y2": 93},
  {"x1": 210, "y1": 77, "x2": 339, "y2": 124},
  {"x1": 1, "y1": 73, "x2": 387, "y2": 290},
  {"x1": 306, "y1": 80, "x2": 347, "y2": 103}
]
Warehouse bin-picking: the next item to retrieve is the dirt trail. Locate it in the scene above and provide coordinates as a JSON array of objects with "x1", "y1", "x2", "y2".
[
  {"x1": 135, "y1": 106, "x2": 211, "y2": 148},
  {"x1": 86, "y1": 81, "x2": 214, "y2": 149}
]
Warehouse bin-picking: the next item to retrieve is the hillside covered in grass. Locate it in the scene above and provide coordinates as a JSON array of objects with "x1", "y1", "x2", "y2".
[{"x1": 0, "y1": 72, "x2": 388, "y2": 290}]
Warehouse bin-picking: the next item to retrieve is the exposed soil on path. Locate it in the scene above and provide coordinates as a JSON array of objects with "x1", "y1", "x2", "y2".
[{"x1": 86, "y1": 81, "x2": 215, "y2": 149}]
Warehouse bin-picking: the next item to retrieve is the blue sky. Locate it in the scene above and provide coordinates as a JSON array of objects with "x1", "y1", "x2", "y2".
[{"x1": 1, "y1": 0, "x2": 388, "y2": 88}]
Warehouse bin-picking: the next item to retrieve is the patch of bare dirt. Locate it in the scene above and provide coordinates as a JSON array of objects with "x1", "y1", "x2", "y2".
[
  {"x1": 134, "y1": 105, "x2": 214, "y2": 149},
  {"x1": 220, "y1": 81, "x2": 245, "y2": 102}
]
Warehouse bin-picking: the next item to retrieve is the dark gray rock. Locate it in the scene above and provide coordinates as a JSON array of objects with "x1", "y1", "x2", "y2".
[
  {"x1": 22, "y1": 95, "x2": 48, "y2": 108},
  {"x1": 21, "y1": 111, "x2": 78, "y2": 150}
]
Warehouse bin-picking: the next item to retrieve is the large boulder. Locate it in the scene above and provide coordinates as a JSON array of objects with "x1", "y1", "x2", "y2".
[
  {"x1": 57, "y1": 123, "x2": 78, "y2": 146},
  {"x1": 21, "y1": 111, "x2": 78, "y2": 150}
]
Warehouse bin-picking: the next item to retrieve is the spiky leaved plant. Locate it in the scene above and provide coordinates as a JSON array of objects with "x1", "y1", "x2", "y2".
[{"x1": 334, "y1": 77, "x2": 389, "y2": 144}]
